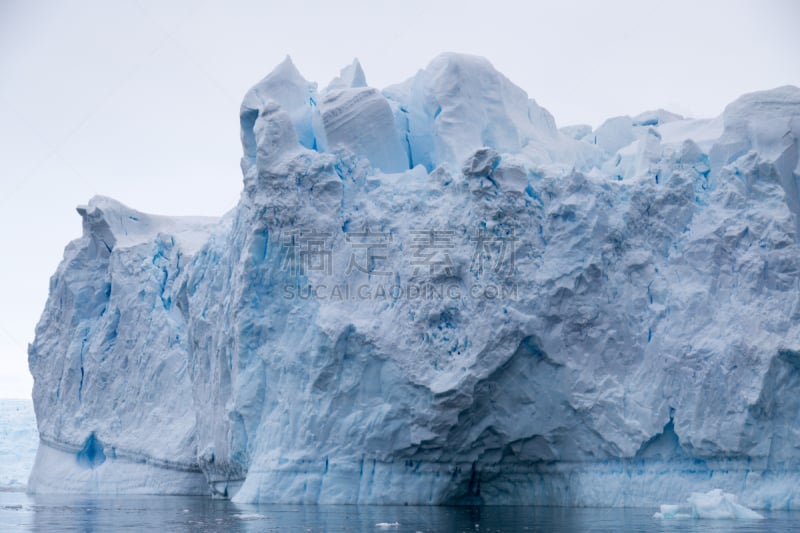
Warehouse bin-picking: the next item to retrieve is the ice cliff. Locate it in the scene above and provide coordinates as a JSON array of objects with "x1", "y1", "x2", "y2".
[{"x1": 28, "y1": 53, "x2": 800, "y2": 508}]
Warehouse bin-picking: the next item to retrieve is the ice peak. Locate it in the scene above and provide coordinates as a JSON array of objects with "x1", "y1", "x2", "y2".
[
  {"x1": 714, "y1": 85, "x2": 800, "y2": 148},
  {"x1": 325, "y1": 59, "x2": 367, "y2": 91},
  {"x1": 241, "y1": 54, "x2": 314, "y2": 115},
  {"x1": 420, "y1": 52, "x2": 516, "y2": 105},
  {"x1": 239, "y1": 55, "x2": 320, "y2": 163},
  {"x1": 724, "y1": 84, "x2": 800, "y2": 111},
  {"x1": 77, "y1": 194, "x2": 138, "y2": 218},
  {"x1": 382, "y1": 52, "x2": 568, "y2": 169},
  {"x1": 717, "y1": 85, "x2": 800, "y2": 150},
  {"x1": 238, "y1": 52, "x2": 594, "y2": 175},
  {"x1": 632, "y1": 109, "x2": 684, "y2": 127},
  {"x1": 273, "y1": 54, "x2": 302, "y2": 79},
  {"x1": 425, "y1": 51, "x2": 499, "y2": 76}
]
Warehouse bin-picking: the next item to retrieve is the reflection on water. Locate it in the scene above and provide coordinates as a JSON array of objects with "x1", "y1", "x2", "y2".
[{"x1": 1, "y1": 492, "x2": 798, "y2": 532}]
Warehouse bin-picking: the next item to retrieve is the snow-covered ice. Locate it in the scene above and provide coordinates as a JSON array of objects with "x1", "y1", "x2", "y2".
[{"x1": 27, "y1": 53, "x2": 800, "y2": 507}]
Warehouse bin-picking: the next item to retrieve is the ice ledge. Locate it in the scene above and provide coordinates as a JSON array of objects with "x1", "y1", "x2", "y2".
[{"x1": 76, "y1": 196, "x2": 218, "y2": 254}]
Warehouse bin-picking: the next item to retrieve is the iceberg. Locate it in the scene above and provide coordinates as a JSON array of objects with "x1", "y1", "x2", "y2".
[{"x1": 27, "y1": 53, "x2": 800, "y2": 508}]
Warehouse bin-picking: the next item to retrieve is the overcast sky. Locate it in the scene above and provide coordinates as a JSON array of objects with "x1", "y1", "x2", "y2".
[{"x1": 1, "y1": 0, "x2": 798, "y2": 398}]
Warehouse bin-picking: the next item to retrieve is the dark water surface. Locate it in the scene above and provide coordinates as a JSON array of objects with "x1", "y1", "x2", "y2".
[{"x1": 1, "y1": 492, "x2": 798, "y2": 532}]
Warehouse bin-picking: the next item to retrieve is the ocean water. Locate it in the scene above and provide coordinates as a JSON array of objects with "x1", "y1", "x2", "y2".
[{"x1": 1, "y1": 492, "x2": 798, "y2": 532}]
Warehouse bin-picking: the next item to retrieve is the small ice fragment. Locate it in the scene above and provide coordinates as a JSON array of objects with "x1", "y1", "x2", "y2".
[
  {"x1": 653, "y1": 504, "x2": 681, "y2": 518},
  {"x1": 375, "y1": 523, "x2": 400, "y2": 528},
  {"x1": 235, "y1": 513, "x2": 266, "y2": 520}
]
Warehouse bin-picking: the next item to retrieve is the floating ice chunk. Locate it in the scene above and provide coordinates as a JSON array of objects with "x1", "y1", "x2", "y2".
[
  {"x1": 652, "y1": 504, "x2": 690, "y2": 519},
  {"x1": 688, "y1": 489, "x2": 764, "y2": 519},
  {"x1": 655, "y1": 489, "x2": 764, "y2": 519},
  {"x1": 375, "y1": 522, "x2": 400, "y2": 528},
  {"x1": 653, "y1": 504, "x2": 679, "y2": 518},
  {"x1": 235, "y1": 513, "x2": 266, "y2": 520}
]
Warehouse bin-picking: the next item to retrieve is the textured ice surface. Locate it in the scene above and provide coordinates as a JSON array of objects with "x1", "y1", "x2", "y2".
[
  {"x1": 28, "y1": 54, "x2": 800, "y2": 507},
  {"x1": 0, "y1": 400, "x2": 38, "y2": 490}
]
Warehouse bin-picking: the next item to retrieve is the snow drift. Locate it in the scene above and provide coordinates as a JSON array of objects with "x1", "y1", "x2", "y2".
[{"x1": 28, "y1": 54, "x2": 800, "y2": 508}]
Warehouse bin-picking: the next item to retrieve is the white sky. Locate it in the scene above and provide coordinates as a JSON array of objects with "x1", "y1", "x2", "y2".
[{"x1": 0, "y1": 0, "x2": 798, "y2": 398}]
